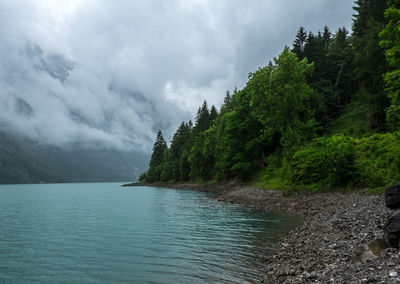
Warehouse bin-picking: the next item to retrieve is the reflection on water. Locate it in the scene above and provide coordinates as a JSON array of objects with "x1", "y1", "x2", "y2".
[{"x1": 0, "y1": 183, "x2": 301, "y2": 283}]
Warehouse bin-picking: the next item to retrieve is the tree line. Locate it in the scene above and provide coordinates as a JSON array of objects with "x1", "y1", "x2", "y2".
[{"x1": 140, "y1": 0, "x2": 400, "y2": 191}]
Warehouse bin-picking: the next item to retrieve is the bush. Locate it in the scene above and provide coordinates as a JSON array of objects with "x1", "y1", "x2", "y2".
[
  {"x1": 355, "y1": 132, "x2": 400, "y2": 187},
  {"x1": 292, "y1": 135, "x2": 356, "y2": 190},
  {"x1": 252, "y1": 151, "x2": 293, "y2": 190},
  {"x1": 254, "y1": 133, "x2": 400, "y2": 192}
]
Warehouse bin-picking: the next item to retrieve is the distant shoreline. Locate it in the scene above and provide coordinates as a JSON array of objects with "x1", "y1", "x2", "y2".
[{"x1": 123, "y1": 182, "x2": 397, "y2": 283}]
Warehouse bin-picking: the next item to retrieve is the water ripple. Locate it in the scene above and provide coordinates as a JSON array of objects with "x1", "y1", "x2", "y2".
[{"x1": 0, "y1": 183, "x2": 301, "y2": 283}]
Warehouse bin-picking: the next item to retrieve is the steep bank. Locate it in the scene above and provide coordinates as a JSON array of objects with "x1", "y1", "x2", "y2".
[{"x1": 124, "y1": 183, "x2": 399, "y2": 283}]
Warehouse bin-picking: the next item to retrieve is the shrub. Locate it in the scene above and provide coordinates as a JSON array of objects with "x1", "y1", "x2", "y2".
[
  {"x1": 252, "y1": 151, "x2": 293, "y2": 190},
  {"x1": 292, "y1": 135, "x2": 356, "y2": 190},
  {"x1": 355, "y1": 132, "x2": 400, "y2": 187},
  {"x1": 255, "y1": 132, "x2": 400, "y2": 192}
]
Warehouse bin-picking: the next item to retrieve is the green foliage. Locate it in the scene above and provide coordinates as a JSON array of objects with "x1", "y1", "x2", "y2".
[
  {"x1": 384, "y1": 70, "x2": 400, "y2": 128},
  {"x1": 353, "y1": 0, "x2": 388, "y2": 90},
  {"x1": 142, "y1": 2, "x2": 398, "y2": 194},
  {"x1": 252, "y1": 151, "x2": 293, "y2": 190},
  {"x1": 292, "y1": 26, "x2": 307, "y2": 59},
  {"x1": 138, "y1": 172, "x2": 147, "y2": 182},
  {"x1": 292, "y1": 135, "x2": 356, "y2": 190},
  {"x1": 366, "y1": 187, "x2": 385, "y2": 195},
  {"x1": 189, "y1": 127, "x2": 216, "y2": 180},
  {"x1": 194, "y1": 100, "x2": 212, "y2": 134},
  {"x1": 286, "y1": 133, "x2": 400, "y2": 190},
  {"x1": 209, "y1": 105, "x2": 218, "y2": 123},
  {"x1": 326, "y1": 99, "x2": 375, "y2": 137},
  {"x1": 353, "y1": 0, "x2": 389, "y2": 130},
  {"x1": 380, "y1": 0, "x2": 400, "y2": 129},
  {"x1": 355, "y1": 132, "x2": 400, "y2": 187},
  {"x1": 292, "y1": 25, "x2": 357, "y2": 128},
  {"x1": 253, "y1": 132, "x2": 400, "y2": 192},
  {"x1": 147, "y1": 130, "x2": 167, "y2": 182},
  {"x1": 213, "y1": 93, "x2": 263, "y2": 181},
  {"x1": 160, "y1": 149, "x2": 172, "y2": 182},
  {"x1": 250, "y1": 47, "x2": 317, "y2": 151},
  {"x1": 179, "y1": 149, "x2": 191, "y2": 181},
  {"x1": 169, "y1": 122, "x2": 192, "y2": 180}
]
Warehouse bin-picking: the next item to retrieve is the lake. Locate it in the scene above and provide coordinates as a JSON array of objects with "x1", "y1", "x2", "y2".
[{"x1": 0, "y1": 183, "x2": 300, "y2": 283}]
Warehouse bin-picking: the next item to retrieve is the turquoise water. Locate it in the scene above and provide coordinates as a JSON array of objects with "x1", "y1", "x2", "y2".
[{"x1": 0, "y1": 183, "x2": 300, "y2": 283}]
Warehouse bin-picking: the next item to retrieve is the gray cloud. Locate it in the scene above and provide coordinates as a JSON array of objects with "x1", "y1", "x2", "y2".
[{"x1": 0, "y1": 0, "x2": 354, "y2": 152}]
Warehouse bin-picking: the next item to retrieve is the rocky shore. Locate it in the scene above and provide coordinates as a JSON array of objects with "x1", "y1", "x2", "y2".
[{"x1": 123, "y1": 182, "x2": 399, "y2": 283}]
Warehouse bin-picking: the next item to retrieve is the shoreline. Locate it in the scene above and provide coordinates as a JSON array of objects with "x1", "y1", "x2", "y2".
[{"x1": 124, "y1": 182, "x2": 399, "y2": 283}]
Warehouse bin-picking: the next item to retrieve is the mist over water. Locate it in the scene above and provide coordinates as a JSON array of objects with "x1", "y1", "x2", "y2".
[{"x1": 0, "y1": 183, "x2": 301, "y2": 283}]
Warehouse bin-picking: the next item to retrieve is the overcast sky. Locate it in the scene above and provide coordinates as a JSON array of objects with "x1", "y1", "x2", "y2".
[{"x1": 0, "y1": 0, "x2": 354, "y2": 152}]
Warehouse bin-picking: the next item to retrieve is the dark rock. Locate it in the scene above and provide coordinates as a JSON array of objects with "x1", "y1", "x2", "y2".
[
  {"x1": 384, "y1": 211, "x2": 400, "y2": 247},
  {"x1": 368, "y1": 238, "x2": 388, "y2": 256},
  {"x1": 384, "y1": 184, "x2": 400, "y2": 209}
]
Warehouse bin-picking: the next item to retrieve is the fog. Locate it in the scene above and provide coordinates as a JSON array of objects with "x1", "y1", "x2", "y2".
[{"x1": 0, "y1": 0, "x2": 354, "y2": 152}]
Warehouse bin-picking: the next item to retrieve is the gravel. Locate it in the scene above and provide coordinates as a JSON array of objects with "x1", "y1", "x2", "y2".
[{"x1": 218, "y1": 187, "x2": 398, "y2": 283}]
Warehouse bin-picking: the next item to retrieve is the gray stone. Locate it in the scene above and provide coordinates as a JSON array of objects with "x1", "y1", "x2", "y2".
[{"x1": 389, "y1": 271, "x2": 398, "y2": 277}]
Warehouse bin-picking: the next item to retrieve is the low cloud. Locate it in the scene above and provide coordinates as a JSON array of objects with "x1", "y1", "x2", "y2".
[{"x1": 0, "y1": 0, "x2": 354, "y2": 152}]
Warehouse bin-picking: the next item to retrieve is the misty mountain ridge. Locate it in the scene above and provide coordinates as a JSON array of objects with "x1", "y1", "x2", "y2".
[
  {"x1": 0, "y1": 130, "x2": 148, "y2": 184},
  {"x1": 0, "y1": 41, "x2": 182, "y2": 152},
  {"x1": 0, "y1": 43, "x2": 159, "y2": 184},
  {"x1": 26, "y1": 43, "x2": 74, "y2": 84}
]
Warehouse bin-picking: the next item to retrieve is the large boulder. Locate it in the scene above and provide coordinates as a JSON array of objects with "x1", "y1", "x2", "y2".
[
  {"x1": 384, "y1": 184, "x2": 400, "y2": 209},
  {"x1": 384, "y1": 211, "x2": 400, "y2": 248}
]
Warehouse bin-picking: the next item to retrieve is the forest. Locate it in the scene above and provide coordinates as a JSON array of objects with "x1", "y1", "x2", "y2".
[{"x1": 140, "y1": 0, "x2": 400, "y2": 193}]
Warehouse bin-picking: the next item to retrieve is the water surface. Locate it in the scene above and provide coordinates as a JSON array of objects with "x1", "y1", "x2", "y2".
[{"x1": 0, "y1": 183, "x2": 301, "y2": 283}]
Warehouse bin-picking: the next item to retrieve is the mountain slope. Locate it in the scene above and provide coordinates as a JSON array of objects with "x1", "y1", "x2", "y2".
[{"x1": 0, "y1": 131, "x2": 148, "y2": 184}]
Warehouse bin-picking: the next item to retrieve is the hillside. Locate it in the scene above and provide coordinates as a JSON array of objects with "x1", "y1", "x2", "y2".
[
  {"x1": 0, "y1": 131, "x2": 148, "y2": 184},
  {"x1": 139, "y1": 0, "x2": 400, "y2": 192}
]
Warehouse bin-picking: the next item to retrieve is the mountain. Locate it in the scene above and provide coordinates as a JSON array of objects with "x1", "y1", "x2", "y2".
[{"x1": 0, "y1": 131, "x2": 148, "y2": 184}]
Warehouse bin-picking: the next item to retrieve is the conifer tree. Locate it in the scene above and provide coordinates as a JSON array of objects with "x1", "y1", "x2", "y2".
[
  {"x1": 194, "y1": 100, "x2": 211, "y2": 133},
  {"x1": 224, "y1": 90, "x2": 231, "y2": 105},
  {"x1": 353, "y1": 0, "x2": 389, "y2": 130},
  {"x1": 169, "y1": 122, "x2": 192, "y2": 180},
  {"x1": 147, "y1": 130, "x2": 167, "y2": 182},
  {"x1": 322, "y1": 26, "x2": 331, "y2": 48},
  {"x1": 380, "y1": 0, "x2": 400, "y2": 129},
  {"x1": 221, "y1": 90, "x2": 233, "y2": 114},
  {"x1": 292, "y1": 27, "x2": 308, "y2": 59},
  {"x1": 209, "y1": 105, "x2": 218, "y2": 123}
]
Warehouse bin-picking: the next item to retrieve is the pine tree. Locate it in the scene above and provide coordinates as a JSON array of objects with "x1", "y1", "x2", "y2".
[
  {"x1": 169, "y1": 122, "x2": 192, "y2": 180},
  {"x1": 322, "y1": 26, "x2": 331, "y2": 48},
  {"x1": 353, "y1": 0, "x2": 389, "y2": 130},
  {"x1": 303, "y1": 31, "x2": 325, "y2": 66},
  {"x1": 224, "y1": 90, "x2": 231, "y2": 105},
  {"x1": 330, "y1": 27, "x2": 356, "y2": 105},
  {"x1": 147, "y1": 130, "x2": 167, "y2": 182},
  {"x1": 179, "y1": 149, "x2": 191, "y2": 181},
  {"x1": 209, "y1": 105, "x2": 218, "y2": 123},
  {"x1": 221, "y1": 90, "x2": 233, "y2": 114},
  {"x1": 380, "y1": 0, "x2": 400, "y2": 129},
  {"x1": 292, "y1": 27, "x2": 308, "y2": 59},
  {"x1": 194, "y1": 100, "x2": 211, "y2": 133}
]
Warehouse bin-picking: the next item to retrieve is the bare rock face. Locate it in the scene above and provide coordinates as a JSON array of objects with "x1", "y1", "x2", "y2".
[
  {"x1": 384, "y1": 211, "x2": 400, "y2": 248},
  {"x1": 385, "y1": 184, "x2": 400, "y2": 209}
]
